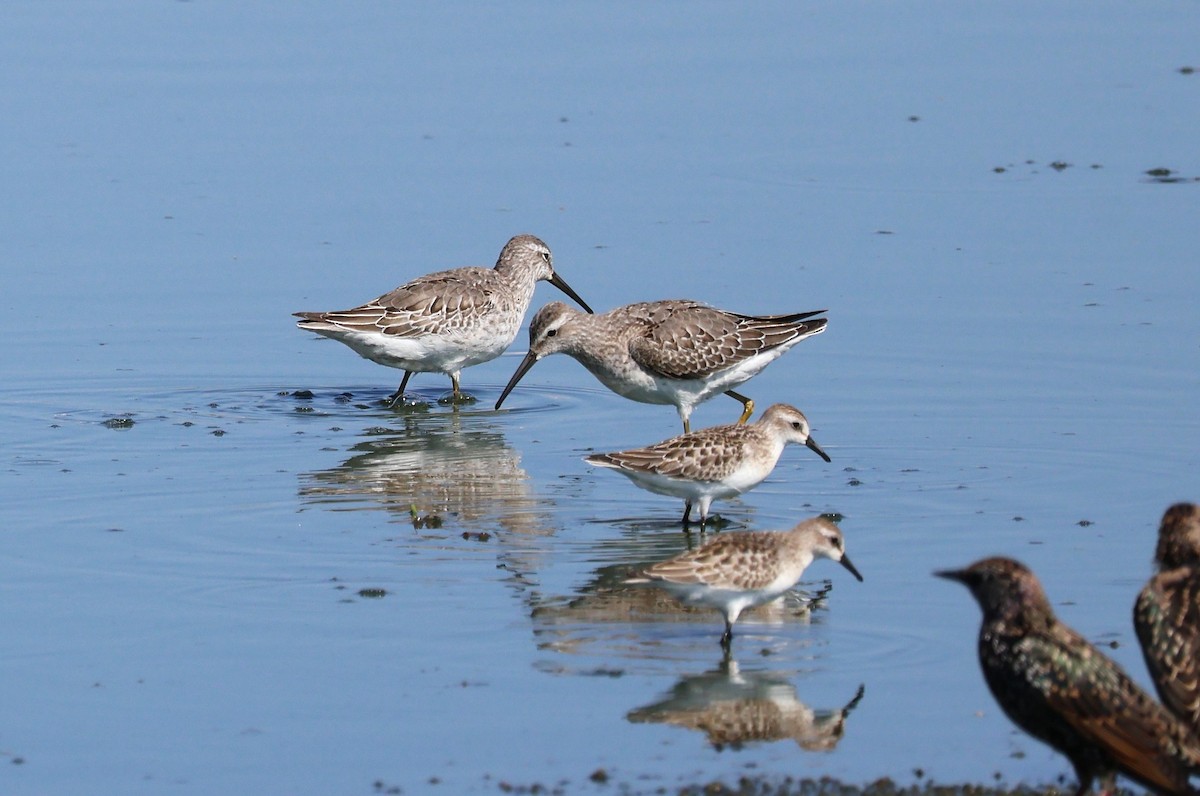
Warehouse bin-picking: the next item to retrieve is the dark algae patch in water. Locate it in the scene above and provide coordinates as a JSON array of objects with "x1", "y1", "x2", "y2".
[
  {"x1": 468, "y1": 774, "x2": 1143, "y2": 795},
  {"x1": 1144, "y1": 167, "x2": 1200, "y2": 184}
]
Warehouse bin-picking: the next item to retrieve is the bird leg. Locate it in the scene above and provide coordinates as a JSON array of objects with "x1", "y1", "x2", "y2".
[
  {"x1": 1070, "y1": 764, "x2": 1097, "y2": 796},
  {"x1": 681, "y1": 501, "x2": 694, "y2": 532},
  {"x1": 726, "y1": 390, "x2": 754, "y2": 424},
  {"x1": 439, "y1": 372, "x2": 475, "y2": 405},
  {"x1": 385, "y1": 371, "x2": 414, "y2": 407},
  {"x1": 720, "y1": 621, "x2": 733, "y2": 649}
]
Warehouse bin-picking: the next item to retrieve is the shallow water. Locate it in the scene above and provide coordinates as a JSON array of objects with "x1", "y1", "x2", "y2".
[{"x1": 4, "y1": 2, "x2": 1200, "y2": 794}]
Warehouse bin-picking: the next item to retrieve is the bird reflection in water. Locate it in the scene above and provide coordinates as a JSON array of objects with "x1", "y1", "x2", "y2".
[
  {"x1": 297, "y1": 409, "x2": 551, "y2": 536},
  {"x1": 628, "y1": 654, "x2": 864, "y2": 752},
  {"x1": 530, "y1": 558, "x2": 836, "y2": 657}
]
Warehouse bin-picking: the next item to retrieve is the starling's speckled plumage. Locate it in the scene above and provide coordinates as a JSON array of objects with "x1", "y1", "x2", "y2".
[
  {"x1": 938, "y1": 557, "x2": 1200, "y2": 796},
  {"x1": 1136, "y1": 503, "x2": 1200, "y2": 731}
]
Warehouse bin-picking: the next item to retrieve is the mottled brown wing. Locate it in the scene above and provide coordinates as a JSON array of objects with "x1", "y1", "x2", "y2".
[
  {"x1": 302, "y1": 267, "x2": 499, "y2": 337},
  {"x1": 1034, "y1": 624, "x2": 1200, "y2": 791},
  {"x1": 1134, "y1": 568, "x2": 1200, "y2": 729},
  {"x1": 646, "y1": 533, "x2": 783, "y2": 590},
  {"x1": 592, "y1": 427, "x2": 750, "y2": 480},
  {"x1": 628, "y1": 302, "x2": 825, "y2": 380}
]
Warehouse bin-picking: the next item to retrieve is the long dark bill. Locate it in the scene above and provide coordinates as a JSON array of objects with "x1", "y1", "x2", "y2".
[
  {"x1": 494, "y1": 350, "x2": 541, "y2": 410},
  {"x1": 839, "y1": 554, "x2": 864, "y2": 582},
  {"x1": 934, "y1": 568, "x2": 968, "y2": 584},
  {"x1": 806, "y1": 436, "x2": 832, "y2": 463},
  {"x1": 548, "y1": 273, "x2": 593, "y2": 314}
]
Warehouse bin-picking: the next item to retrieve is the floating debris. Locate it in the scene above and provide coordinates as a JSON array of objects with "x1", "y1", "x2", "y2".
[
  {"x1": 1144, "y1": 167, "x2": 1199, "y2": 184},
  {"x1": 410, "y1": 505, "x2": 443, "y2": 529},
  {"x1": 101, "y1": 415, "x2": 135, "y2": 429},
  {"x1": 357, "y1": 588, "x2": 387, "y2": 599}
]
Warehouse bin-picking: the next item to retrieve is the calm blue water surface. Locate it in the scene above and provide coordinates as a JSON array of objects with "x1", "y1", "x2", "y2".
[{"x1": 4, "y1": 2, "x2": 1200, "y2": 794}]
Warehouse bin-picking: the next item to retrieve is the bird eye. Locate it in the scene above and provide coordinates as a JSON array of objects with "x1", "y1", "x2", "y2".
[
  {"x1": 546, "y1": 329, "x2": 557, "y2": 337},
  {"x1": 540, "y1": 252, "x2": 551, "y2": 264},
  {"x1": 791, "y1": 421, "x2": 802, "y2": 430}
]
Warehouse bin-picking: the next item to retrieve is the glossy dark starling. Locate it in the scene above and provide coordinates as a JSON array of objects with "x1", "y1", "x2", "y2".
[
  {"x1": 1136, "y1": 503, "x2": 1200, "y2": 730},
  {"x1": 938, "y1": 556, "x2": 1200, "y2": 796}
]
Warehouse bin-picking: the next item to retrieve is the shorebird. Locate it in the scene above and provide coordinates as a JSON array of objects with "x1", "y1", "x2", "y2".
[
  {"x1": 294, "y1": 234, "x2": 591, "y2": 406},
  {"x1": 494, "y1": 299, "x2": 827, "y2": 431},
  {"x1": 1135, "y1": 503, "x2": 1200, "y2": 730},
  {"x1": 626, "y1": 515, "x2": 862, "y2": 648},
  {"x1": 938, "y1": 557, "x2": 1200, "y2": 796},
  {"x1": 585, "y1": 403, "x2": 830, "y2": 530}
]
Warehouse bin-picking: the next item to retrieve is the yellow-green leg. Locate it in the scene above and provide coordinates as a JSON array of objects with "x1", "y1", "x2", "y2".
[{"x1": 726, "y1": 390, "x2": 754, "y2": 424}]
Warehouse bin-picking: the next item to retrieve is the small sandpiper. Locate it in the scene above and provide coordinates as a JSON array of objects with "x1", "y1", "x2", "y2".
[
  {"x1": 626, "y1": 515, "x2": 862, "y2": 648},
  {"x1": 938, "y1": 557, "x2": 1200, "y2": 796},
  {"x1": 1135, "y1": 503, "x2": 1200, "y2": 730},
  {"x1": 294, "y1": 234, "x2": 591, "y2": 406},
  {"x1": 585, "y1": 403, "x2": 830, "y2": 530},
  {"x1": 494, "y1": 299, "x2": 826, "y2": 431}
]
